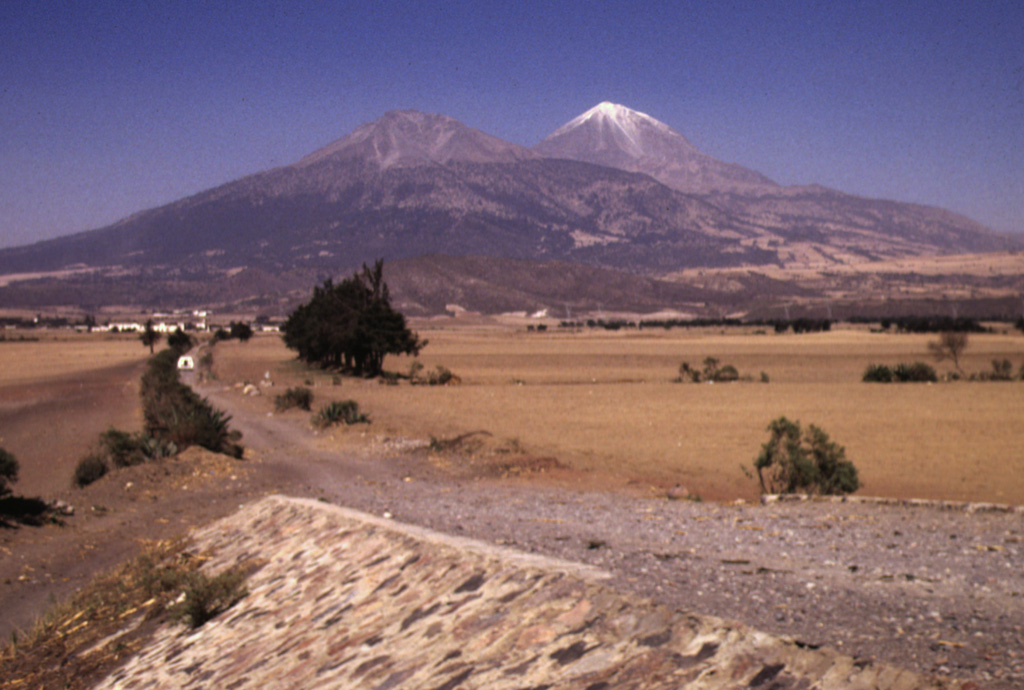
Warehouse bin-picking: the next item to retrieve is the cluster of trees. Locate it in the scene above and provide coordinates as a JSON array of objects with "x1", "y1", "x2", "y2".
[
  {"x1": 282, "y1": 260, "x2": 424, "y2": 377},
  {"x1": 554, "y1": 317, "x2": 832, "y2": 332},
  {"x1": 140, "y1": 321, "x2": 196, "y2": 354},
  {"x1": 881, "y1": 316, "x2": 988, "y2": 334},
  {"x1": 212, "y1": 321, "x2": 254, "y2": 343}
]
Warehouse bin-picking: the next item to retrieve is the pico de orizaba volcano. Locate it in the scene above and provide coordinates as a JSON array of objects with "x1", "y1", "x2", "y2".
[{"x1": 0, "y1": 104, "x2": 1018, "y2": 314}]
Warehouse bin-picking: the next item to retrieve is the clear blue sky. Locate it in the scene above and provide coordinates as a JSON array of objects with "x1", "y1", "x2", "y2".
[{"x1": 2, "y1": 0, "x2": 1022, "y2": 249}]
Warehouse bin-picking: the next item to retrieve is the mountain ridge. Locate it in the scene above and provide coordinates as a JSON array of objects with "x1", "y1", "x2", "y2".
[{"x1": 0, "y1": 103, "x2": 1019, "y2": 314}]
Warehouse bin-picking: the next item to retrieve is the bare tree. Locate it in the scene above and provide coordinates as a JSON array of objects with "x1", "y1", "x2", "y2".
[{"x1": 928, "y1": 331, "x2": 968, "y2": 374}]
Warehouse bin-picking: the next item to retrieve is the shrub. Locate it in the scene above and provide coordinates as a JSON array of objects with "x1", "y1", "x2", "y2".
[
  {"x1": 863, "y1": 362, "x2": 937, "y2": 382},
  {"x1": 712, "y1": 364, "x2": 739, "y2": 382},
  {"x1": 274, "y1": 386, "x2": 314, "y2": 412},
  {"x1": 892, "y1": 362, "x2": 938, "y2": 382},
  {"x1": 983, "y1": 359, "x2": 1015, "y2": 381},
  {"x1": 99, "y1": 428, "x2": 148, "y2": 468},
  {"x1": 425, "y1": 365, "x2": 456, "y2": 386},
  {"x1": 862, "y1": 364, "x2": 893, "y2": 382},
  {"x1": 0, "y1": 447, "x2": 19, "y2": 497},
  {"x1": 754, "y1": 416, "x2": 860, "y2": 496},
  {"x1": 312, "y1": 400, "x2": 369, "y2": 428},
  {"x1": 678, "y1": 357, "x2": 742, "y2": 383},
  {"x1": 73, "y1": 452, "x2": 109, "y2": 487},
  {"x1": 170, "y1": 569, "x2": 250, "y2": 629},
  {"x1": 678, "y1": 362, "x2": 701, "y2": 382}
]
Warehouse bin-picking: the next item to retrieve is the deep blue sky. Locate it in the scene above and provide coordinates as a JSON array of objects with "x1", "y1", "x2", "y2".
[{"x1": 2, "y1": 1, "x2": 1022, "y2": 249}]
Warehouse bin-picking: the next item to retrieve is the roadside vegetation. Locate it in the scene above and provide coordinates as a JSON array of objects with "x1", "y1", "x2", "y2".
[{"x1": 74, "y1": 342, "x2": 243, "y2": 487}]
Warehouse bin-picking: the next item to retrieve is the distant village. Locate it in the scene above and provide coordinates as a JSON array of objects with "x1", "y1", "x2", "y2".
[{"x1": 0, "y1": 309, "x2": 283, "y2": 334}]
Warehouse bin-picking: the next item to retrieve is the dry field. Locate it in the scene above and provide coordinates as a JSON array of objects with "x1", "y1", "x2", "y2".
[
  {"x1": 0, "y1": 333, "x2": 148, "y2": 496},
  {"x1": 212, "y1": 323, "x2": 1024, "y2": 505}
]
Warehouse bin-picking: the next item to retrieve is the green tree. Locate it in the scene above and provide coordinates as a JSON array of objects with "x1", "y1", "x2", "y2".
[
  {"x1": 283, "y1": 260, "x2": 425, "y2": 377},
  {"x1": 229, "y1": 321, "x2": 254, "y2": 342},
  {"x1": 167, "y1": 327, "x2": 194, "y2": 354},
  {"x1": 754, "y1": 416, "x2": 860, "y2": 495},
  {"x1": 140, "y1": 319, "x2": 162, "y2": 354}
]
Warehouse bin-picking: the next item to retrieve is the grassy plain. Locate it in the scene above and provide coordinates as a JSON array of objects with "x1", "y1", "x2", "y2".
[{"x1": 214, "y1": 324, "x2": 1024, "y2": 505}]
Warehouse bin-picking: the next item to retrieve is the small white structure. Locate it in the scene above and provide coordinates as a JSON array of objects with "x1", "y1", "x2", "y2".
[{"x1": 177, "y1": 355, "x2": 195, "y2": 371}]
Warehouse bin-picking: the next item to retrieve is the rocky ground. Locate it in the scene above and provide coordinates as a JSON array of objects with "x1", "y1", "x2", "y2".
[{"x1": 2, "y1": 377, "x2": 1021, "y2": 688}]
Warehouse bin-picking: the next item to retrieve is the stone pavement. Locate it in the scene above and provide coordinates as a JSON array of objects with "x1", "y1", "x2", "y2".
[{"x1": 95, "y1": 496, "x2": 963, "y2": 689}]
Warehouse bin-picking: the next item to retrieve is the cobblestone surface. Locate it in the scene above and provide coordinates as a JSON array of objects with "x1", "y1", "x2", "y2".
[{"x1": 96, "y1": 496, "x2": 963, "y2": 689}]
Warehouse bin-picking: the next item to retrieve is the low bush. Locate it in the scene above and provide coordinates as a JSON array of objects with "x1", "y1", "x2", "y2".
[
  {"x1": 863, "y1": 362, "x2": 937, "y2": 383},
  {"x1": 408, "y1": 361, "x2": 460, "y2": 385},
  {"x1": 99, "y1": 428, "x2": 148, "y2": 468},
  {"x1": 678, "y1": 357, "x2": 745, "y2": 383},
  {"x1": 73, "y1": 452, "x2": 109, "y2": 487},
  {"x1": 170, "y1": 568, "x2": 250, "y2": 629},
  {"x1": 862, "y1": 364, "x2": 893, "y2": 382},
  {"x1": 425, "y1": 365, "x2": 457, "y2": 386},
  {"x1": 274, "y1": 386, "x2": 314, "y2": 412},
  {"x1": 312, "y1": 400, "x2": 370, "y2": 428},
  {"x1": 893, "y1": 361, "x2": 938, "y2": 382},
  {"x1": 975, "y1": 359, "x2": 1016, "y2": 381},
  {"x1": 0, "y1": 447, "x2": 19, "y2": 497},
  {"x1": 754, "y1": 416, "x2": 860, "y2": 496}
]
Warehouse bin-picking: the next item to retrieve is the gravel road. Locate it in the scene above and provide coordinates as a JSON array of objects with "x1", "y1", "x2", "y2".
[{"x1": 204, "y1": 383, "x2": 1024, "y2": 689}]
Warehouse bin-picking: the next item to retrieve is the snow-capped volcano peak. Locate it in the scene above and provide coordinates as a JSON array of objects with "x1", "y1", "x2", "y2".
[
  {"x1": 545, "y1": 102, "x2": 688, "y2": 158},
  {"x1": 535, "y1": 102, "x2": 776, "y2": 193}
]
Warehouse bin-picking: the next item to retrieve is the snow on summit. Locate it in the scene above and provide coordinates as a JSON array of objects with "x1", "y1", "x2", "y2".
[
  {"x1": 535, "y1": 102, "x2": 777, "y2": 193},
  {"x1": 542, "y1": 102, "x2": 697, "y2": 159}
]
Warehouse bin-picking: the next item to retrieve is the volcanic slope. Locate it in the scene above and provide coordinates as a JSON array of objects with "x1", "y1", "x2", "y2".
[
  {"x1": 0, "y1": 105, "x2": 1019, "y2": 317},
  {"x1": 0, "y1": 109, "x2": 774, "y2": 277},
  {"x1": 536, "y1": 102, "x2": 1015, "y2": 263},
  {"x1": 1, "y1": 107, "x2": 1015, "y2": 279}
]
